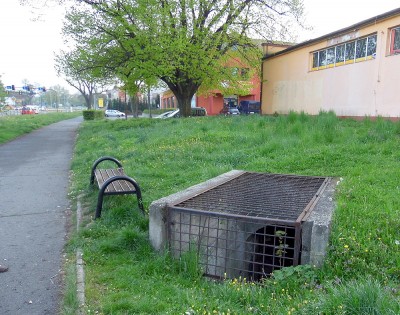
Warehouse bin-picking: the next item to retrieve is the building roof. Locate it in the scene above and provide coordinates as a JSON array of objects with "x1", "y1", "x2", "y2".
[{"x1": 263, "y1": 7, "x2": 400, "y2": 60}]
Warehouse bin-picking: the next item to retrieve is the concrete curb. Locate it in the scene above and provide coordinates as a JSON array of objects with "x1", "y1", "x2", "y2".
[
  {"x1": 76, "y1": 250, "x2": 85, "y2": 308},
  {"x1": 76, "y1": 196, "x2": 85, "y2": 312}
]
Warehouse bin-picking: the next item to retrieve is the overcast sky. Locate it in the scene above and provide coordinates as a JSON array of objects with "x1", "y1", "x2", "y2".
[
  {"x1": 0, "y1": 2, "x2": 66, "y2": 90},
  {"x1": 299, "y1": 0, "x2": 399, "y2": 40},
  {"x1": 0, "y1": 1, "x2": 399, "y2": 92}
]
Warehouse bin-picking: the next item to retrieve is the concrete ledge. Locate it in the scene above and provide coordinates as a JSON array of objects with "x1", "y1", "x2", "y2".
[{"x1": 301, "y1": 178, "x2": 338, "y2": 267}]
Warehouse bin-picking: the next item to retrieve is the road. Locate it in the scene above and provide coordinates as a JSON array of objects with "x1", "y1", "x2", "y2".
[{"x1": 0, "y1": 117, "x2": 82, "y2": 314}]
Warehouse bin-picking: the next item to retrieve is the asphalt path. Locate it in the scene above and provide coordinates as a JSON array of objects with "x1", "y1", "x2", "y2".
[{"x1": 0, "y1": 117, "x2": 82, "y2": 314}]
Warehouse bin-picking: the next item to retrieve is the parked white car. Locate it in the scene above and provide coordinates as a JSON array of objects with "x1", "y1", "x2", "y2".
[
  {"x1": 163, "y1": 109, "x2": 180, "y2": 118},
  {"x1": 155, "y1": 111, "x2": 175, "y2": 118},
  {"x1": 161, "y1": 107, "x2": 207, "y2": 118},
  {"x1": 105, "y1": 110, "x2": 125, "y2": 117}
]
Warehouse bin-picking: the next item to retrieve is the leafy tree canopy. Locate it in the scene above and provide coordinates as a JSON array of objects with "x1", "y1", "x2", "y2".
[
  {"x1": 55, "y1": 48, "x2": 114, "y2": 109},
  {"x1": 61, "y1": 0, "x2": 305, "y2": 116},
  {"x1": 0, "y1": 76, "x2": 6, "y2": 106}
]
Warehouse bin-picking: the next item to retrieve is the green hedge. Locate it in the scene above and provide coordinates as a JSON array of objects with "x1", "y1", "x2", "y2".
[{"x1": 82, "y1": 110, "x2": 104, "y2": 120}]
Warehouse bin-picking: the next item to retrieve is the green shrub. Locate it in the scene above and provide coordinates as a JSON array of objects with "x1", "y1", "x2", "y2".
[{"x1": 83, "y1": 110, "x2": 104, "y2": 120}]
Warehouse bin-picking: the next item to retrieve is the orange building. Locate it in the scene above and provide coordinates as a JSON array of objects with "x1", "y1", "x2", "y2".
[
  {"x1": 160, "y1": 90, "x2": 178, "y2": 109},
  {"x1": 195, "y1": 72, "x2": 261, "y2": 116},
  {"x1": 160, "y1": 51, "x2": 263, "y2": 115},
  {"x1": 161, "y1": 76, "x2": 261, "y2": 116}
]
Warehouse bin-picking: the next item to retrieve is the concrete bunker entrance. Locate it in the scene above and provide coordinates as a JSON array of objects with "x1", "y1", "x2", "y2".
[{"x1": 149, "y1": 170, "x2": 337, "y2": 281}]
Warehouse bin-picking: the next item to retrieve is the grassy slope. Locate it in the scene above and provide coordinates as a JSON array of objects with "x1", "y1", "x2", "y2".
[
  {"x1": 0, "y1": 112, "x2": 82, "y2": 144},
  {"x1": 67, "y1": 112, "x2": 400, "y2": 314}
]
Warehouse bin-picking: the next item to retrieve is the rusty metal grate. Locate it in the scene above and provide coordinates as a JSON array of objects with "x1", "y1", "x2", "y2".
[
  {"x1": 174, "y1": 172, "x2": 328, "y2": 221},
  {"x1": 167, "y1": 172, "x2": 330, "y2": 281}
]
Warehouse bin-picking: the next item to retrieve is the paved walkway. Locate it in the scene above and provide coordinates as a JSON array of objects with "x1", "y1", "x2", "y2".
[{"x1": 0, "y1": 117, "x2": 82, "y2": 314}]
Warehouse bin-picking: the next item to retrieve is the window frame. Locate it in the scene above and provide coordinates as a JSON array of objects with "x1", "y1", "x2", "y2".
[
  {"x1": 345, "y1": 41, "x2": 356, "y2": 64},
  {"x1": 318, "y1": 50, "x2": 327, "y2": 69},
  {"x1": 312, "y1": 52, "x2": 319, "y2": 70},
  {"x1": 311, "y1": 33, "x2": 377, "y2": 71},
  {"x1": 326, "y1": 47, "x2": 335, "y2": 67},
  {"x1": 366, "y1": 34, "x2": 377, "y2": 60},
  {"x1": 335, "y1": 44, "x2": 345, "y2": 66},
  {"x1": 355, "y1": 37, "x2": 367, "y2": 62},
  {"x1": 390, "y1": 26, "x2": 400, "y2": 55}
]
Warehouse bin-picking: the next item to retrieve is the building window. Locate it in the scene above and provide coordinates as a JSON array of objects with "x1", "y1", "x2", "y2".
[
  {"x1": 318, "y1": 49, "x2": 327, "y2": 68},
  {"x1": 312, "y1": 52, "x2": 319, "y2": 69},
  {"x1": 335, "y1": 44, "x2": 345, "y2": 65},
  {"x1": 311, "y1": 33, "x2": 377, "y2": 71},
  {"x1": 356, "y1": 37, "x2": 367, "y2": 61},
  {"x1": 367, "y1": 34, "x2": 377, "y2": 58},
  {"x1": 345, "y1": 41, "x2": 355, "y2": 64},
  {"x1": 326, "y1": 47, "x2": 335, "y2": 67},
  {"x1": 390, "y1": 26, "x2": 400, "y2": 55}
]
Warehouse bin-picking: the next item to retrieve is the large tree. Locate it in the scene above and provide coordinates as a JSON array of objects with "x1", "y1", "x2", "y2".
[
  {"x1": 61, "y1": 0, "x2": 304, "y2": 116},
  {"x1": 55, "y1": 48, "x2": 114, "y2": 109}
]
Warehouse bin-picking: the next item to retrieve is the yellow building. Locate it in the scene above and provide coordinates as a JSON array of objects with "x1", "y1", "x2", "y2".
[{"x1": 262, "y1": 8, "x2": 400, "y2": 120}]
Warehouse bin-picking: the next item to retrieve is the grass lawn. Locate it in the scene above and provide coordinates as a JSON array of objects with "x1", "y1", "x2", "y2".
[
  {"x1": 65, "y1": 112, "x2": 400, "y2": 314},
  {"x1": 0, "y1": 112, "x2": 82, "y2": 144}
]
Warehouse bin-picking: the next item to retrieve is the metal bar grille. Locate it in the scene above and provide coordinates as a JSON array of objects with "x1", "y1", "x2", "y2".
[{"x1": 166, "y1": 172, "x2": 330, "y2": 280}]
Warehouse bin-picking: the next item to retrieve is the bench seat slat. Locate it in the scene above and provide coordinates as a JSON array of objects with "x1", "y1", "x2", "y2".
[{"x1": 94, "y1": 168, "x2": 136, "y2": 194}]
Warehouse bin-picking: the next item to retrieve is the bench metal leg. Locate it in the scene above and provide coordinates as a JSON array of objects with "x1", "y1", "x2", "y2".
[
  {"x1": 95, "y1": 175, "x2": 145, "y2": 219},
  {"x1": 95, "y1": 191, "x2": 106, "y2": 219},
  {"x1": 135, "y1": 185, "x2": 144, "y2": 214}
]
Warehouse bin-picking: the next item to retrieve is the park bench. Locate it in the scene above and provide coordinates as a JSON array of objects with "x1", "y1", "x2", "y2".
[{"x1": 90, "y1": 156, "x2": 144, "y2": 218}]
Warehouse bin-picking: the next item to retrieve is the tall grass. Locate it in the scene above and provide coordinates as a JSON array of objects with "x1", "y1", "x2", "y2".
[
  {"x1": 300, "y1": 277, "x2": 400, "y2": 314},
  {"x1": 66, "y1": 112, "x2": 400, "y2": 314}
]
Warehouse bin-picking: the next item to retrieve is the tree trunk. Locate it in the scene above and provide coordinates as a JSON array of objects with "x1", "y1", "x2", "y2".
[
  {"x1": 84, "y1": 94, "x2": 92, "y2": 109},
  {"x1": 176, "y1": 94, "x2": 193, "y2": 117},
  {"x1": 164, "y1": 80, "x2": 199, "y2": 117}
]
